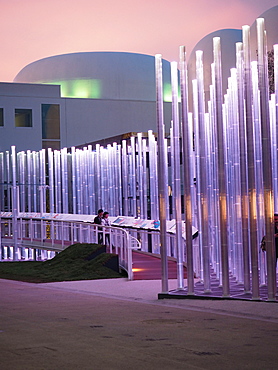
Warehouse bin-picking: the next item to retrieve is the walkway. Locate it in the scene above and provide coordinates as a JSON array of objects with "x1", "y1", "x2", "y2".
[
  {"x1": 132, "y1": 250, "x2": 187, "y2": 280},
  {"x1": 1, "y1": 278, "x2": 278, "y2": 370}
]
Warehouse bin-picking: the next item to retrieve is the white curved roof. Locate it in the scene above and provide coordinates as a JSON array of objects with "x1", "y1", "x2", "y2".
[
  {"x1": 14, "y1": 52, "x2": 171, "y2": 101},
  {"x1": 250, "y1": 6, "x2": 278, "y2": 60},
  {"x1": 188, "y1": 29, "x2": 242, "y2": 102}
]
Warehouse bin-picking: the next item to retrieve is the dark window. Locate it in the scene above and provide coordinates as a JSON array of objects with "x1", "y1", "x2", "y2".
[
  {"x1": 15, "y1": 109, "x2": 32, "y2": 127},
  {"x1": 42, "y1": 141, "x2": 61, "y2": 150},
  {"x1": 0, "y1": 108, "x2": 3, "y2": 126},
  {"x1": 42, "y1": 104, "x2": 60, "y2": 139}
]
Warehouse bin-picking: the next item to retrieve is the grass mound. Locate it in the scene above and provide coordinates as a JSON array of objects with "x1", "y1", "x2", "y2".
[{"x1": 0, "y1": 243, "x2": 126, "y2": 283}]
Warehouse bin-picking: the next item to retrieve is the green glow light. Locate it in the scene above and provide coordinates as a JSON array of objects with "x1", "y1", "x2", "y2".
[
  {"x1": 163, "y1": 82, "x2": 181, "y2": 102},
  {"x1": 43, "y1": 79, "x2": 101, "y2": 99}
]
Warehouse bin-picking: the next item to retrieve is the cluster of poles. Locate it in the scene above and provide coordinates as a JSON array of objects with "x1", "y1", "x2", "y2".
[
  {"x1": 156, "y1": 18, "x2": 278, "y2": 300},
  {"x1": 0, "y1": 17, "x2": 277, "y2": 300}
]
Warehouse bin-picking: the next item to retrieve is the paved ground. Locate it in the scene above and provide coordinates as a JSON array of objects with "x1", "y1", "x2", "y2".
[{"x1": 1, "y1": 277, "x2": 278, "y2": 370}]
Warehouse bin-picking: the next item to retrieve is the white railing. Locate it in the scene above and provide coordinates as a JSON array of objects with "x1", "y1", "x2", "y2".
[{"x1": 0, "y1": 217, "x2": 136, "y2": 280}]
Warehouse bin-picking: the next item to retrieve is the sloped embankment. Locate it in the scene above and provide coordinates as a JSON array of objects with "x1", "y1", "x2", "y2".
[{"x1": 0, "y1": 243, "x2": 125, "y2": 283}]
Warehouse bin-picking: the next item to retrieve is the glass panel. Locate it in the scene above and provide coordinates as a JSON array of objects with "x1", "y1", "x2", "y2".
[
  {"x1": 15, "y1": 109, "x2": 32, "y2": 127},
  {"x1": 42, "y1": 104, "x2": 60, "y2": 139},
  {"x1": 0, "y1": 108, "x2": 3, "y2": 126}
]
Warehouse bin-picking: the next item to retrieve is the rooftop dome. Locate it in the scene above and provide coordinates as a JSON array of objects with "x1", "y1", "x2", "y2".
[
  {"x1": 14, "y1": 52, "x2": 171, "y2": 101},
  {"x1": 187, "y1": 29, "x2": 242, "y2": 108},
  {"x1": 250, "y1": 6, "x2": 278, "y2": 60}
]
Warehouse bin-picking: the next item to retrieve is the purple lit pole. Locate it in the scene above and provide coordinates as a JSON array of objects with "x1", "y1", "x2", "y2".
[
  {"x1": 121, "y1": 140, "x2": 128, "y2": 215},
  {"x1": 171, "y1": 61, "x2": 184, "y2": 289},
  {"x1": 11, "y1": 146, "x2": 18, "y2": 260},
  {"x1": 213, "y1": 37, "x2": 229, "y2": 297},
  {"x1": 236, "y1": 42, "x2": 251, "y2": 292},
  {"x1": 137, "y1": 133, "x2": 144, "y2": 218},
  {"x1": 155, "y1": 54, "x2": 168, "y2": 293},
  {"x1": 196, "y1": 50, "x2": 211, "y2": 292},
  {"x1": 180, "y1": 46, "x2": 194, "y2": 294},
  {"x1": 274, "y1": 44, "x2": 278, "y2": 213},
  {"x1": 242, "y1": 25, "x2": 260, "y2": 299},
  {"x1": 257, "y1": 18, "x2": 276, "y2": 300}
]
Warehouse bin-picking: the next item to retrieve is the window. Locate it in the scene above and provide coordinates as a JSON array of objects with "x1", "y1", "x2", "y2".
[
  {"x1": 15, "y1": 109, "x2": 32, "y2": 127},
  {"x1": 42, "y1": 104, "x2": 60, "y2": 139},
  {"x1": 0, "y1": 108, "x2": 3, "y2": 126},
  {"x1": 42, "y1": 141, "x2": 61, "y2": 150}
]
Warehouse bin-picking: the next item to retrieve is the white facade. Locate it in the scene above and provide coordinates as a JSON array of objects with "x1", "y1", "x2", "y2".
[{"x1": 0, "y1": 52, "x2": 172, "y2": 152}]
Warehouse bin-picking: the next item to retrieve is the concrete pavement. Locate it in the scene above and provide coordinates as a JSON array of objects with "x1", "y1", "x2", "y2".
[{"x1": 1, "y1": 277, "x2": 278, "y2": 369}]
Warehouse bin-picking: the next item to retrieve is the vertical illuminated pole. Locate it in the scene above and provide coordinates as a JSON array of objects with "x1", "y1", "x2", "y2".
[
  {"x1": 26, "y1": 150, "x2": 31, "y2": 212},
  {"x1": 76, "y1": 150, "x2": 81, "y2": 213},
  {"x1": 39, "y1": 149, "x2": 46, "y2": 214},
  {"x1": 137, "y1": 133, "x2": 144, "y2": 218},
  {"x1": 11, "y1": 146, "x2": 18, "y2": 260},
  {"x1": 225, "y1": 70, "x2": 242, "y2": 282},
  {"x1": 209, "y1": 79, "x2": 221, "y2": 280},
  {"x1": 269, "y1": 95, "x2": 277, "y2": 213},
  {"x1": 61, "y1": 148, "x2": 68, "y2": 214},
  {"x1": 155, "y1": 54, "x2": 168, "y2": 293},
  {"x1": 236, "y1": 42, "x2": 251, "y2": 292},
  {"x1": 32, "y1": 152, "x2": 37, "y2": 213},
  {"x1": 5, "y1": 152, "x2": 10, "y2": 212},
  {"x1": 171, "y1": 61, "x2": 184, "y2": 289},
  {"x1": 113, "y1": 143, "x2": 119, "y2": 216},
  {"x1": 180, "y1": 46, "x2": 194, "y2": 294},
  {"x1": 196, "y1": 50, "x2": 211, "y2": 292},
  {"x1": 80, "y1": 148, "x2": 86, "y2": 214},
  {"x1": 242, "y1": 25, "x2": 260, "y2": 299},
  {"x1": 170, "y1": 126, "x2": 175, "y2": 220},
  {"x1": 122, "y1": 140, "x2": 128, "y2": 215},
  {"x1": 0, "y1": 152, "x2": 4, "y2": 211},
  {"x1": 85, "y1": 147, "x2": 90, "y2": 214},
  {"x1": 192, "y1": 78, "x2": 204, "y2": 279},
  {"x1": 71, "y1": 147, "x2": 76, "y2": 214},
  {"x1": 18, "y1": 152, "x2": 25, "y2": 213},
  {"x1": 130, "y1": 137, "x2": 137, "y2": 217},
  {"x1": 148, "y1": 130, "x2": 156, "y2": 219},
  {"x1": 213, "y1": 37, "x2": 230, "y2": 297},
  {"x1": 100, "y1": 146, "x2": 106, "y2": 211},
  {"x1": 274, "y1": 44, "x2": 278, "y2": 212},
  {"x1": 257, "y1": 18, "x2": 276, "y2": 300},
  {"x1": 108, "y1": 144, "x2": 114, "y2": 214},
  {"x1": 106, "y1": 145, "x2": 111, "y2": 213},
  {"x1": 164, "y1": 138, "x2": 170, "y2": 221},
  {"x1": 55, "y1": 150, "x2": 62, "y2": 213},
  {"x1": 142, "y1": 139, "x2": 148, "y2": 219},
  {"x1": 95, "y1": 144, "x2": 101, "y2": 212},
  {"x1": 48, "y1": 148, "x2": 54, "y2": 215},
  {"x1": 251, "y1": 61, "x2": 266, "y2": 285},
  {"x1": 88, "y1": 145, "x2": 94, "y2": 215}
]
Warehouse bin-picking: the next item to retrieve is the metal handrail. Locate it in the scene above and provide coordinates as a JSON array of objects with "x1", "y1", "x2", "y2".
[{"x1": 0, "y1": 217, "x2": 135, "y2": 280}]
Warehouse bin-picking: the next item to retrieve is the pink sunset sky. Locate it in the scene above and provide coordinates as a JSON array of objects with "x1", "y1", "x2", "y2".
[{"x1": 1, "y1": 0, "x2": 277, "y2": 82}]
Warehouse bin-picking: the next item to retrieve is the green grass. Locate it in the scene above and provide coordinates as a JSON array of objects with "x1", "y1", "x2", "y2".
[{"x1": 0, "y1": 243, "x2": 126, "y2": 283}]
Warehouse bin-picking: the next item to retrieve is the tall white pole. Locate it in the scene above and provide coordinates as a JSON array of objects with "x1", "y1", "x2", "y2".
[
  {"x1": 171, "y1": 61, "x2": 184, "y2": 289},
  {"x1": 257, "y1": 18, "x2": 276, "y2": 300},
  {"x1": 213, "y1": 37, "x2": 230, "y2": 297},
  {"x1": 155, "y1": 54, "x2": 168, "y2": 293},
  {"x1": 242, "y1": 25, "x2": 260, "y2": 299},
  {"x1": 11, "y1": 146, "x2": 18, "y2": 260},
  {"x1": 196, "y1": 50, "x2": 211, "y2": 292}
]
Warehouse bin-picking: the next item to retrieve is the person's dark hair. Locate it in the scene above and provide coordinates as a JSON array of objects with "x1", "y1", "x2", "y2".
[
  {"x1": 97, "y1": 209, "x2": 104, "y2": 214},
  {"x1": 103, "y1": 211, "x2": 109, "y2": 217}
]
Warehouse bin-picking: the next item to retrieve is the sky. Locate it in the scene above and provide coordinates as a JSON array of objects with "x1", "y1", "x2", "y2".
[{"x1": 0, "y1": 0, "x2": 278, "y2": 82}]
